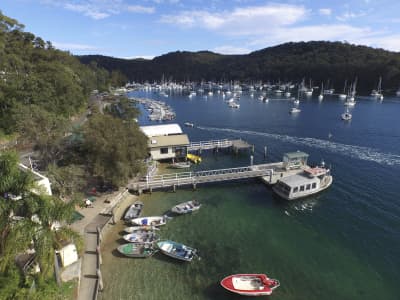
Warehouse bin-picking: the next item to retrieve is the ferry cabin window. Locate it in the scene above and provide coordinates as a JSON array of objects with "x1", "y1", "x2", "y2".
[
  {"x1": 300, "y1": 185, "x2": 305, "y2": 192},
  {"x1": 293, "y1": 187, "x2": 299, "y2": 193},
  {"x1": 160, "y1": 147, "x2": 168, "y2": 154},
  {"x1": 312, "y1": 183, "x2": 317, "y2": 189},
  {"x1": 306, "y1": 184, "x2": 311, "y2": 190}
]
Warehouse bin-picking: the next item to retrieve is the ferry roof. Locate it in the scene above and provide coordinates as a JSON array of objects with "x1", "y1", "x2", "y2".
[
  {"x1": 279, "y1": 173, "x2": 318, "y2": 186},
  {"x1": 148, "y1": 134, "x2": 189, "y2": 148},
  {"x1": 140, "y1": 124, "x2": 183, "y2": 137},
  {"x1": 284, "y1": 151, "x2": 309, "y2": 160}
]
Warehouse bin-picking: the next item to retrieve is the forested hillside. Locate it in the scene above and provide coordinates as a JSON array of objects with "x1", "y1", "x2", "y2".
[
  {"x1": 0, "y1": 12, "x2": 119, "y2": 134},
  {"x1": 79, "y1": 41, "x2": 400, "y2": 94}
]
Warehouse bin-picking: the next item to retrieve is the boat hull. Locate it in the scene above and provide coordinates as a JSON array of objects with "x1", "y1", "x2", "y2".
[
  {"x1": 157, "y1": 240, "x2": 197, "y2": 262},
  {"x1": 171, "y1": 200, "x2": 201, "y2": 214},
  {"x1": 123, "y1": 201, "x2": 144, "y2": 221},
  {"x1": 131, "y1": 216, "x2": 167, "y2": 226},
  {"x1": 273, "y1": 176, "x2": 333, "y2": 200},
  {"x1": 117, "y1": 243, "x2": 156, "y2": 258},
  {"x1": 220, "y1": 274, "x2": 280, "y2": 296}
]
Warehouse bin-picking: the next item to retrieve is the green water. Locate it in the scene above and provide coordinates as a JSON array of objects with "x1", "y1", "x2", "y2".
[{"x1": 99, "y1": 181, "x2": 395, "y2": 300}]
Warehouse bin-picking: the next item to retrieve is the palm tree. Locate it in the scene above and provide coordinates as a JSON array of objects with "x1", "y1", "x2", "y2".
[{"x1": 0, "y1": 151, "x2": 81, "y2": 282}]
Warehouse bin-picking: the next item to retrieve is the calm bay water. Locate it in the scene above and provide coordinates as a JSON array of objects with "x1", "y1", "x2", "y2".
[{"x1": 99, "y1": 91, "x2": 400, "y2": 300}]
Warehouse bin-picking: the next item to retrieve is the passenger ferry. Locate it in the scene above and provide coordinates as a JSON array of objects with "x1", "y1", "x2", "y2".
[{"x1": 273, "y1": 162, "x2": 332, "y2": 200}]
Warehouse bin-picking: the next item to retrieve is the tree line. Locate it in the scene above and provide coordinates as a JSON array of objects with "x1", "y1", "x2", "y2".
[{"x1": 79, "y1": 41, "x2": 400, "y2": 94}]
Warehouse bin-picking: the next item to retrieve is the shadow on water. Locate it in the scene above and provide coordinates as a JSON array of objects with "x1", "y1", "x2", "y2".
[
  {"x1": 111, "y1": 248, "x2": 125, "y2": 258},
  {"x1": 203, "y1": 282, "x2": 265, "y2": 300},
  {"x1": 151, "y1": 251, "x2": 189, "y2": 265}
]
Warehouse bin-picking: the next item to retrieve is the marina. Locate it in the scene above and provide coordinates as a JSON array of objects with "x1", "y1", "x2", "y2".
[{"x1": 97, "y1": 89, "x2": 400, "y2": 300}]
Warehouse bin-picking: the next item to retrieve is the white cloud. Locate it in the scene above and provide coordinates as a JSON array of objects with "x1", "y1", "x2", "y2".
[
  {"x1": 336, "y1": 11, "x2": 367, "y2": 21},
  {"x1": 53, "y1": 42, "x2": 98, "y2": 51},
  {"x1": 126, "y1": 5, "x2": 155, "y2": 14},
  {"x1": 43, "y1": 0, "x2": 155, "y2": 19},
  {"x1": 160, "y1": 3, "x2": 308, "y2": 35},
  {"x1": 213, "y1": 45, "x2": 251, "y2": 55},
  {"x1": 319, "y1": 8, "x2": 332, "y2": 16}
]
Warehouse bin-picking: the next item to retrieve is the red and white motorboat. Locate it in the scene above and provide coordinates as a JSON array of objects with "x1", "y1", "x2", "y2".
[{"x1": 220, "y1": 274, "x2": 280, "y2": 296}]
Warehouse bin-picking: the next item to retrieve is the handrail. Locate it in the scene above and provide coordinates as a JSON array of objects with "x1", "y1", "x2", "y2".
[{"x1": 134, "y1": 164, "x2": 274, "y2": 191}]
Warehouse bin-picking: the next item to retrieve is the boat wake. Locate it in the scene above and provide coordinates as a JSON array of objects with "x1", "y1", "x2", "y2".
[{"x1": 196, "y1": 126, "x2": 400, "y2": 166}]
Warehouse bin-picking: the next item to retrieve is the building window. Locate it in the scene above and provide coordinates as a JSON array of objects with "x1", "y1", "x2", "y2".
[
  {"x1": 293, "y1": 187, "x2": 298, "y2": 193},
  {"x1": 160, "y1": 147, "x2": 168, "y2": 154},
  {"x1": 300, "y1": 185, "x2": 305, "y2": 192},
  {"x1": 306, "y1": 184, "x2": 311, "y2": 190},
  {"x1": 312, "y1": 183, "x2": 317, "y2": 189}
]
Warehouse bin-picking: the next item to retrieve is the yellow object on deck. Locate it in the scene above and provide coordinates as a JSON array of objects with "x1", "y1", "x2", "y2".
[{"x1": 187, "y1": 153, "x2": 202, "y2": 164}]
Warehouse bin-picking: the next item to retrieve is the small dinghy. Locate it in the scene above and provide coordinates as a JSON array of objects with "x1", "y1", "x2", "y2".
[
  {"x1": 123, "y1": 201, "x2": 144, "y2": 221},
  {"x1": 123, "y1": 225, "x2": 159, "y2": 234},
  {"x1": 131, "y1": 216, "x2": 167, "y2": 227},
  {"x1": 156, "y1": 240, "x2": 198, "y2": 262},
  {"x1": 169, "y1": 161, "x2": 191, "y2": 169},
  {"x1": 117, "y1": 243, "x2": 157, "y2": 258},
  {"x1": 171, "y1": 200, "x2": 201, "y2": 214},
  {"x1": 122, "y1": 232, "x2": 159, "y2": 244},
  {"x1": 220, "y1": 274, "x2": 280, "y2": 296}
]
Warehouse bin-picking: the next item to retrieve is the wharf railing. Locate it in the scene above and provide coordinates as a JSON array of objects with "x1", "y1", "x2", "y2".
[
  {"x1": 131, "y1": 163, "x2": 276, "y2": 193},
  {"x1": 187, "y1": 139, "x2": 233, "y2": 151}
]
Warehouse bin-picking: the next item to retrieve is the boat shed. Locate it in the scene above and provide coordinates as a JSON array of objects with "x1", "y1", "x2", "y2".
[
  {"x1": 140, "y1": 124, "x2": 189, "y2": 161},
  {"x1": 140, "y1": 124, "x2": 182, "y2": 137},
  {"x1": 282, "y1": 151, "x2": 309, "y2": 170}
]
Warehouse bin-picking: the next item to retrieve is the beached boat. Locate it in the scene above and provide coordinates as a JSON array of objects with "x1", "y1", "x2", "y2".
[
  {"x1": 123, "y1": 225, "x2": 159, "y2": 234},
  {"x1": 169, "y1": 161, "x2": 191, "y2": 169},
  {"x1": 156, "y1": 240, "x2": 198, "y2": 262},
  {"x1": 171, "y1": 200, "x2": 201, "y2": 214},
  {"x1": 130, "y1": 216, "x2": 167, "y2": 227},
  {"x1": 220, "y1": 274, "x2": 280, "y2": 296},
  {"x1": 117, "y1": 243, "x2": 157, "y2": 258},
  {"x1": 273, "y1": 162, "x2": 332, "y2": 200},
  {"x1": 122, "y1": 232, "x2": 159, "y2": 244},
  {"x1": 123, "y1": 201, "x2": 144, "y2": 221}
]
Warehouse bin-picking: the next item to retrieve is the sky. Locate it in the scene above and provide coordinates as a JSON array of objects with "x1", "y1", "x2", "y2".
[{"x1": 2, "y1": 0, "x2": 400, "y2": 59}]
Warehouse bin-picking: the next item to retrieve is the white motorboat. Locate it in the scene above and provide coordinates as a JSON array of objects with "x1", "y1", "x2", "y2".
[
  {"x1": 171, "y1": 200, "x2": 201, "y2": 214},
  {"x1": 169, "y1": 161, "x2": 191, "y2": 169},
  {"x1": 123, "y1": 232, "x2": 159, "y2": 244},
  {"x1": 228, "y1": 102, "x2": 240, "y2": 108},
  {"x1": 184, "y1": 122, "x2": 194, "y2": 127},
  {"x1": 273, "y1": 163, "x2": 332, "y2": 200},
  {"x1": 123, "y1": 201, "x2": 144, "y2": 221},
  {"x1": 157, "y1": 240, "x2": 198, "y2": 262},
  {"x1": 341, "y1": 108, "x2": 352, "y2": 121},
  {"x1": 289, "y1": 107, "x2": 301, "y2": 114},
  {"x1": 124, "y1": 225, "x2": 159, "y2": 234},
  {"x1": 131, "y1": 216, "x2": 168, "y2": 227}
]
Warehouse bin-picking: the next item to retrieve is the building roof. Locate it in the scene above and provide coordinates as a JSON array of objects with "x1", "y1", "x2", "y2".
[
  {"x1": 140, "y1": 124, "x2": 183, "y2": 137},
  {"x1": 284, "y1": 151, "x2": 309, "y2": 160},
  {"x1": 148, "y1": 134, "x2": 189, "y2": 148}
]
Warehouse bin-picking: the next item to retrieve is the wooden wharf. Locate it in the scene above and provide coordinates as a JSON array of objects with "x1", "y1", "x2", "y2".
[
  {"x1": 130, "y1": 162, "x2": 305, "y2": 193},
  {"x1": 187, "y1": 139, "x2": 252, "y2": 153}
]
